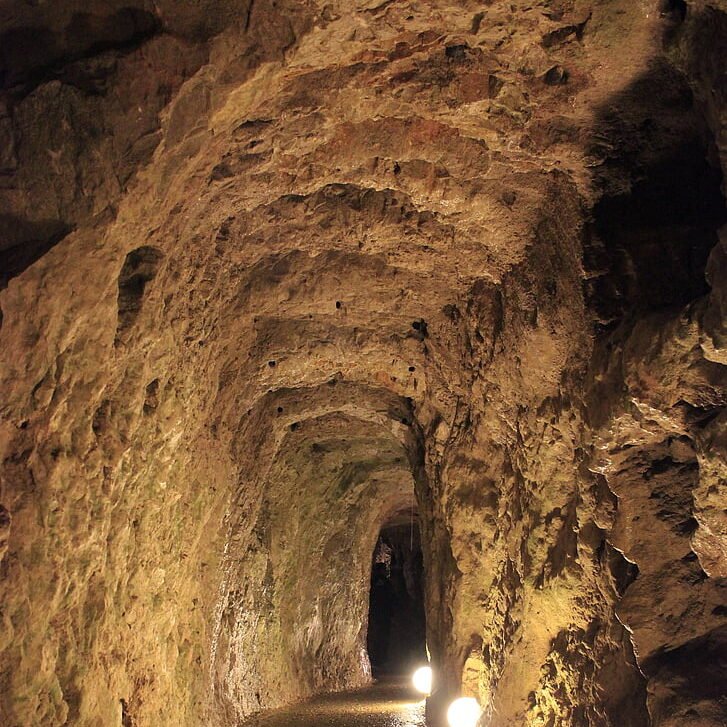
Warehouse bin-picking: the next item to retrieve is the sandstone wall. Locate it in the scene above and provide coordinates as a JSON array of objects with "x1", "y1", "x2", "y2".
[{"x1": 0, "y1": 1, "x2": 724, "y2": 726}]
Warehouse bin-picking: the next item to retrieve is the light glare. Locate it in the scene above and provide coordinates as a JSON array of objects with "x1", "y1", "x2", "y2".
[
  {"x1": 412, "y1": 666, "x2": 433, "y2": 695},
  {"x1": 447, "y1": 697, "x2": 481, "y2": 727}
]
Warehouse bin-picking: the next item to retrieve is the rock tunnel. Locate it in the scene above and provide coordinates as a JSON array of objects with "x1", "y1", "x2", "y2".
[{"x1": 0, "y1": 1, "x2": 725, "y2": 726}]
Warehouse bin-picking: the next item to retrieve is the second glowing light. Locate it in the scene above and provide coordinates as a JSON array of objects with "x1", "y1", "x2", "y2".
[{"x1": 412, "y1": 666, "x2": 433, "y2": 695}]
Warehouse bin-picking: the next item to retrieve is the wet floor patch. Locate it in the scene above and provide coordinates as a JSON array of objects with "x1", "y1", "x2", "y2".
[{"x1": 241, "y1": 678, "x2": 426, "y2": 727}]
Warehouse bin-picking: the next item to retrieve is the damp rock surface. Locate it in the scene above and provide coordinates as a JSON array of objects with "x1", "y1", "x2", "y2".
[{"x1": 242, "y1": 678, "x2": 426, "y2": 727}]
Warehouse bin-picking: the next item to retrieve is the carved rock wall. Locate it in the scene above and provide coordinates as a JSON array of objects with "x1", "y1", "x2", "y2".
[{"x1": 0, "y1": 1, "x2": 724, "y2": 726}]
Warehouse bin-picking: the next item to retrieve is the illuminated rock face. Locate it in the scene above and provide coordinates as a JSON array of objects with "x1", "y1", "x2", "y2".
[{"x1": 0, "y1": 2, "x2": 724, "y2": 726}]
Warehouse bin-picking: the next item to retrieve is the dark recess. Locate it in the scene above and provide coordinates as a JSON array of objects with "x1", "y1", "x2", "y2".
[
  {"x1": 0, "y1": 216, "x2": 72, "y2": 290},
  {"x1": 367, "y1": 519, "x2": 426, "y2": 676},
  {"x1": 115, "y1": 245, "x2": 164, "y2": 345},
  {"x1": 0, "y1": 8, "x2": 161, "y2": 96},
  {"x1": 586, "y1": 61, "x2": 726, "y2": 330}
]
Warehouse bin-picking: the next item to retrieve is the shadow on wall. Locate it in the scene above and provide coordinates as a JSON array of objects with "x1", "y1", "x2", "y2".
[
  {"x1": 584, "y1": 3, "x2": 727, "y2": 726},
  {"x1": 0, "y1": 215, "x2": 73, "y2": 293},
  {"x1": 641, "y1": 626, "x2": 727, "y2": 724},
  {"x1": 586, "y1": 56, "x2": 726, "y2": 330}
]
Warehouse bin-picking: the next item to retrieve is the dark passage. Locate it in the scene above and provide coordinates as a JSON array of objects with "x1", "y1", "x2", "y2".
[{"x1": 366, "y1": 513, "x2": 427, "y2": 677}]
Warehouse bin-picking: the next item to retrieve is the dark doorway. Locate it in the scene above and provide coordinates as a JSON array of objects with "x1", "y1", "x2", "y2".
[{"x1": 366, "y1": 513, "x2": 427, "y2": 676}]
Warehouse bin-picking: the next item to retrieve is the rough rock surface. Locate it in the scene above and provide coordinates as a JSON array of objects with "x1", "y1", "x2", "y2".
[{"x1": 0, "y1": 1, "x2": 725, "y2": 726}]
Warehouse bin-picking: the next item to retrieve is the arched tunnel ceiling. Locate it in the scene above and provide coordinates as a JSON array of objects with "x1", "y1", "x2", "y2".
[{"x1": 0, "y1": 1, "x2": 726, "y2": 727}]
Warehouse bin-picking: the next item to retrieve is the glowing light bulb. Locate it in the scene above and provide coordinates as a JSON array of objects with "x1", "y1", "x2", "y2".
[
  {"x1": 447, "y1": 697, "x2": 481, "y2": 727},
  {"x1": 412, "y1": 666, "x2": 433, "y2": 695}
]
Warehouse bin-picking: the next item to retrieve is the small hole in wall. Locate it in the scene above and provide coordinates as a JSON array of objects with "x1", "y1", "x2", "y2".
[
  {"x1": 501, "y1": 190, "x2": 516, "y2": 206},
  {"x1": 143, "y1": 379, "x2": 160, "y2": 415},
  {"x1": 120, "y1": 698, "x2": 134, "y2": 727},
  {"x1": 335, "y1": 300, "x2": 342, "y2": 309},
  {"x1": 544, "y1": 65, "x2": 568, "y2": 85},
  {"x1": 115, "y1": 246, "x2": 164, "y2": 347},
  {"x1": 445, "y1": 44, "x2": 469, "y2": 61},
  {"x1": 92, "y1": 400, "x2": 111, "y2": 436},
  {"x1": 676, "y1": 517, "x2": 699, "y2": 536},
  {"x1": 411, "y1": 319, "x2": 428, "y2": 339},
  {"x1": 268, "y1": 360, "x2": 276, "y2": 368},
  {"x1": 290, "y1": 422, "x2": 300, "y2": 431},
  {"x1": 277, "y1": 406, "x2": 283, "y2": 413},
  {"x1": 408, "y1": 366, "x2": 415, "y2": 372}
]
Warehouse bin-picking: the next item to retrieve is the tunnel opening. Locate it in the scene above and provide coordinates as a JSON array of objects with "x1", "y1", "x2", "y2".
[{"x1": 366, "y1": 508, "x2": 427, "y2": 678}]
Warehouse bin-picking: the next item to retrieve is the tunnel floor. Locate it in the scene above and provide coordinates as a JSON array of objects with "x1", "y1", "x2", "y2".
[{"x1": 240, "y1": 678, "x2": 425, "y2": 727}]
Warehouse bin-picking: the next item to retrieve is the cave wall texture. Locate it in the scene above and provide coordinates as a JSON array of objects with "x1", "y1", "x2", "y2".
[{"x1": 0, "y1": 0, "x2": 725, "y2": 726}]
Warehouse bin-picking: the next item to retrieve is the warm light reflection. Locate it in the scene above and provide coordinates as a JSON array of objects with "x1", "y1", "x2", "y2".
[
  {"x1": 447, "y1": 697, "x2": 481, "y2": 727},
  {"x1": 412, "y1": 665, "x2": 433, "y2": 695}
]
